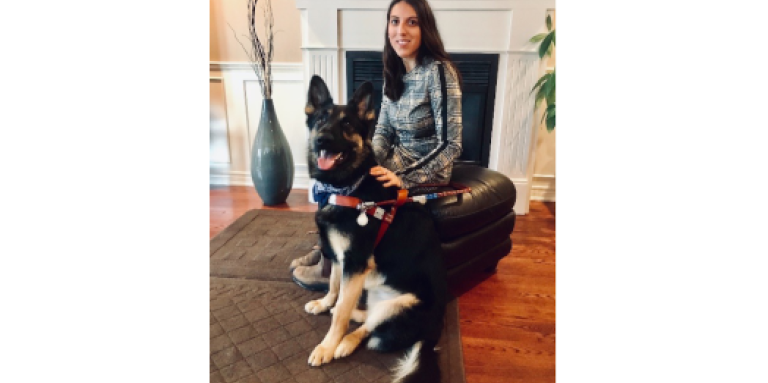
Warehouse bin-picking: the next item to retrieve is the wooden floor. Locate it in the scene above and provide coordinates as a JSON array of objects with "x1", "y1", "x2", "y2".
[{"x1": 210, "y1": 186, "x2": 556, "y2": 383}]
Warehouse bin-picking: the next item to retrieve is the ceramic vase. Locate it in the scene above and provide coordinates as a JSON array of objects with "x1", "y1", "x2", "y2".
[{"x1": 250, "y1": 99, "x2": 294, "y2": 205}]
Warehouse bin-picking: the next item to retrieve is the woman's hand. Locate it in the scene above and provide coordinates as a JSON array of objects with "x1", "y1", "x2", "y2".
[{"x1": 370, "y1": 166, "x2": 403, "y2": 188}]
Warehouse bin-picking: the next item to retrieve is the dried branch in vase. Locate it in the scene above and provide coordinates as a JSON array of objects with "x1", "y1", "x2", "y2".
[{"x1": 230, "y1": 0, "x2": 274, "y2": 99}]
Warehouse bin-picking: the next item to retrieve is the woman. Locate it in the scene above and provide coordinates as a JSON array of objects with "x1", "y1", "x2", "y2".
[{"x1": 292, "y1": 0, "x2": 463, "y2": 290}]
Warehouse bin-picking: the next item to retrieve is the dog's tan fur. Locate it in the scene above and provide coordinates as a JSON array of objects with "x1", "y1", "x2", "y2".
[
  {"x1": 307, "y1": 252, "x2": 423, "y2": 365},
  {"x1": 307, "y1": 259, "x2": 373, "y2": 366},
  {"x1": 304, "y1": 262, "x2": 341, "y2": 315}
]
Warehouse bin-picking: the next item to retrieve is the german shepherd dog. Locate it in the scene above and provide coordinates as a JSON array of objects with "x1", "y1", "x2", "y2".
[{"x1": 303, "y1": 75, "x2": 448, "y2": 383}]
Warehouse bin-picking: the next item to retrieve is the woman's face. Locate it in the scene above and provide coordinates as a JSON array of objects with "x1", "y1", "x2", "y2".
[{"x1": 388, "y1": 1, "x2": 421, "y2": 61}]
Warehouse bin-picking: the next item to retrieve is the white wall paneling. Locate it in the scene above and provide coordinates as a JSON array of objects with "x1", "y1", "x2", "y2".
[
  {"x1": 434, "y1": 10, "x2": 512, "y2": 51},
  {"x1": 209, "y1": 62, "x2": 310, "y2": 189},
  {"x1": 531, "y1": 174, "x2": 555, "y2": 201},
  {"x1": 339, "y1": 10, "x2": 387, "y2": 51},
  {"x1": 210, "y1": 77, "x2": 232, "y2": 166},
  {"x1": 491, "y1": 53, "x2": 541, "y2": 214},
  {"x1": 303, "y1": 49, "x2": 340, "y2": 102}
]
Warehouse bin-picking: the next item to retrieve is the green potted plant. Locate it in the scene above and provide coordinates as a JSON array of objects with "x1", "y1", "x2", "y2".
[{"x1": 530, "y1": 14, "x2": 556, "y2": 132}]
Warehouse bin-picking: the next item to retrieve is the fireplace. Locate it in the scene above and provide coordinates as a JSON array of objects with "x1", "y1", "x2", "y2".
[
  {"x1": 295, "y1": 0, "x2": 555, "y2": 214},
  {"x1": 346, "y1": 51, "x2": 499, "y2": 167}
]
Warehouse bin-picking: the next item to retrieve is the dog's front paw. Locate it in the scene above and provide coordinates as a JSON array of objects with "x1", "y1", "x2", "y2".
[
  {"x1": 308, "y1": 344, "x2": 335, "y2": 366},
  {"x1": 305, "y1": 299, "x2": 330, "y2": 315},
  {"x1": 334, "y1": 335, "x2": 362, "y2": 359}
]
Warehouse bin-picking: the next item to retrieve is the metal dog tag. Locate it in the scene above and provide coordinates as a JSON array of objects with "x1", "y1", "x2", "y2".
[{"x1": 357, "y1": 211, "x2": 369, "y2": 226}]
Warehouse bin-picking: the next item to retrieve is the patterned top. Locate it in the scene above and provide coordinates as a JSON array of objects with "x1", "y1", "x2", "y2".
[{"x1": 372, "y1": 57, "x2": 463, "y2": 189}]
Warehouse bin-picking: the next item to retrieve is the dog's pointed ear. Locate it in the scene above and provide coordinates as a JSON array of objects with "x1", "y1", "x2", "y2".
[
  {"x1": 306, "y1": 75, "x2": 333, "y2": 116},
  {"x1": 350, "y1": 81, "x2": 375, "y2": 122}
]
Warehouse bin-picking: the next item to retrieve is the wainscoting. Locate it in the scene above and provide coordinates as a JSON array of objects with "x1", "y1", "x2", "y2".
[
  {"x1": 531, "y1": 174, "x2": 556, "y2": 202},
  {"x1": 209, "y1": 62, "x2": 311, "y2": 189}
]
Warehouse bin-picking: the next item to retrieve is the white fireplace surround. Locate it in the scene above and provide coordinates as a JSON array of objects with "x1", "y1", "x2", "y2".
[{"x1": 295, "y1": 0, "x2": 554, "y2": 214}]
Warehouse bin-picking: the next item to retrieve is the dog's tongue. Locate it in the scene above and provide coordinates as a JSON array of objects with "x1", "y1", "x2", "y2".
[{"x1": 317, "y1": 150, "x2": 338, "y2": 170}]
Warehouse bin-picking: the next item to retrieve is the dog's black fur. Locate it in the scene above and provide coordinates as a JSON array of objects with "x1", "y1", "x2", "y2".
[{"x1": 304, "y1": 75, "x2": 447, "y2": 382}]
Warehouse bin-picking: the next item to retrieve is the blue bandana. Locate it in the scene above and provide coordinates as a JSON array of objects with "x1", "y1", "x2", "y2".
[{"x1": 312, "y1": 175, "x2": 366, "y2": 208}]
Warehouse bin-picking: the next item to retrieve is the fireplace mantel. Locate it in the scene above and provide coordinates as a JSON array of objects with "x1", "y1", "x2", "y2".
[{"x1": 295, "y1": 0, "x2": 554, "y2": 214}]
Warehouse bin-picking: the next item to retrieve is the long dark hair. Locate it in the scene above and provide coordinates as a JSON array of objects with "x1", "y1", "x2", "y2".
[{"x1": 383, "y1": 0, "x2": 462, "y2": 101}]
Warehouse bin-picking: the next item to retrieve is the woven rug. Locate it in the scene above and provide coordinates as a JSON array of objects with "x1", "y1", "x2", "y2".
[{"x1": 211, "y1": 209, "x2": 466, "y2": 383}]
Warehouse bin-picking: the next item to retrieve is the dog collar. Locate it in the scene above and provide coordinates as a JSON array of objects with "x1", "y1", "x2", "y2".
[{"x1": 313, "y1": 175, "x2": 366, "y2": 206}]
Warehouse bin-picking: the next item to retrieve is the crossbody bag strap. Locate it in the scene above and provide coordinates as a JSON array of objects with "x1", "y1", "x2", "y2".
[{"x1": 438, "y1": 62, "x2": 448, "y2": 143}]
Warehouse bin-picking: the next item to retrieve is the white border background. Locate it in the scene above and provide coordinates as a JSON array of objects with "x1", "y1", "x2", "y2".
[{"x1": 3, "y1": 1, "x2": 768, "y2": 382}]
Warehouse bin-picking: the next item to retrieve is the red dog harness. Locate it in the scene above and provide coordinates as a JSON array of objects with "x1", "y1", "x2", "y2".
[
  {"x1": 327, "y1": 183, "x2": 471, "y2": 247},
  {"x1": 329, "y1": 189, "x2": 409, "y2": 247}
]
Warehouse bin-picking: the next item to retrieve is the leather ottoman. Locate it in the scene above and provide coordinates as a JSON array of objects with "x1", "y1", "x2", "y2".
[{"x1": 420, "y1": 164, "x2": 517, "y2": 288}]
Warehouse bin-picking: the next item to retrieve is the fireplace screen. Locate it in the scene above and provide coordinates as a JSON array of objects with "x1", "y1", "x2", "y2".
[{"x1": 346, "y1": 51, "x2": 499, "y2": 167}]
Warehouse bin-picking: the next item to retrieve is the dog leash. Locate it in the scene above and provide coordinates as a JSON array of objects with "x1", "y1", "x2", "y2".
[{"x1": 328, "y1": 183, "x2": 472, "y2": 247}]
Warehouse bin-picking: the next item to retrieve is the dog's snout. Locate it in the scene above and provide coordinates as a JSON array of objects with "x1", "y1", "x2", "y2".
[{"x1": 315, "y1": 133, "x2": 333, "y2": 147}]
